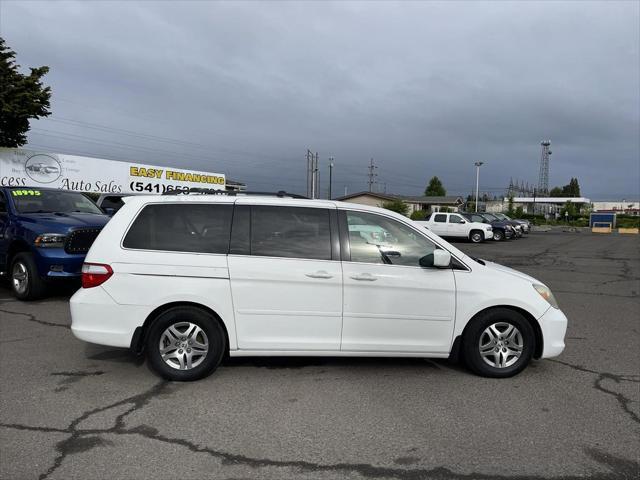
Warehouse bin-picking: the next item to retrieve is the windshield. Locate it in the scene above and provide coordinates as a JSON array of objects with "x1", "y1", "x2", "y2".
[{"x1": 10, "y1": 189, "x2": 103, "y2": 214}]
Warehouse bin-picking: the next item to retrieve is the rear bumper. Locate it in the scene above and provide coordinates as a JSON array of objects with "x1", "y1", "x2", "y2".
[
  {"x1": 538, "y1": 307, "x2": 568, "y2": 358},
  {"x1": 485, "y1": 230, "x2": 494, "y2": 240},
  {"x1": 70, "y1": 286, "x2": 148, "y2": 348}
]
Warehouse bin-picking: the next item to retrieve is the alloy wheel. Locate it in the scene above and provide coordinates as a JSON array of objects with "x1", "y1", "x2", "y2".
[
  {"x1": 478, "y1": 322, "x2": 523, "y2": 368},
  {"x1": 12, "y1": 262, "x2": 29, "y2": 295},
  {"x1": 159, "y1": 322, "x2": 209, "y2": 370}
]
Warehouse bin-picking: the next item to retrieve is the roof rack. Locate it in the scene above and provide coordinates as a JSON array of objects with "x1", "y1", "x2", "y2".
[{"x1": 162, "y1": 188, "x2": 308, "y2": 199}]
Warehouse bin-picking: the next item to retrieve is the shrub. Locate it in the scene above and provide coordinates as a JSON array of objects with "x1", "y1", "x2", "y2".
[{"x1": 410, "y1": 210, "x2": 427, "y2": 220}]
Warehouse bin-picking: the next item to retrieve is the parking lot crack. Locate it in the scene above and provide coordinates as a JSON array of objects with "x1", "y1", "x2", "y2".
[
  {"x1": 0, "y1": 307, "x2": 69, "y2": 329},
  {"x1": 549, "y1": 359, "x2": 640, "y2": 424}
]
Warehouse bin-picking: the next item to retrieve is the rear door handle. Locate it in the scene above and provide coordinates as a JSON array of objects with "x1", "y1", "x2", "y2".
[
  {"x1": 350, "y1": 273, "x2": 377, "y2": 281},
  {"x1": 305, "y1": 270, "x2": 334, "y2": 279}
]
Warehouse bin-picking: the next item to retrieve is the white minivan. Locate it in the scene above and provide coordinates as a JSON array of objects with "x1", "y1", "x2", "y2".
[{"x1": 70, "y1": 193, "x2": 567, "y2": 381}]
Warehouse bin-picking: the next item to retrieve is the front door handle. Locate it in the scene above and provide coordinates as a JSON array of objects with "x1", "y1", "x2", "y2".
[
  {"x1": 350, "y1": 273, "x2": 377, "y2": 281},
  {"x1": 306, "y1": 270, "x2": 334, "y2": 279}
]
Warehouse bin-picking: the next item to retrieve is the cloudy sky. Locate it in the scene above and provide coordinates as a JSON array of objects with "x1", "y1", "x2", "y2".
[{"x1": 1, "y1": 0, "x2": 638, "y2": 199}]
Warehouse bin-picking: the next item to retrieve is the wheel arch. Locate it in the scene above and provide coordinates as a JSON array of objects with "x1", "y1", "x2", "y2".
[
  {"x1": 6, "y1": 239, "x2": 32, "y2": 270},
  {"x1": 131, "y1": 301, "x2": 231, "y2": 357},
  {"x1": 455, "y1": 305, "x2": 543, "y2": 360}
]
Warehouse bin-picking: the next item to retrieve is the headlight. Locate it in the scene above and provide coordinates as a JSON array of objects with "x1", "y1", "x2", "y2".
[
  {"x1": 533, "y1": 284, "x2": 559, "y2": 309},
  {"x1": 34, "y1": 233, "x2": 66, "y2": 248}
]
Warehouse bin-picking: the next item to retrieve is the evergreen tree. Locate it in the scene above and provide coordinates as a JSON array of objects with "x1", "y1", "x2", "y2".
[
  {"x1": 424, "y1": 176, "x2": 446, "y2": 196},
  {"x1": 0, "y1": 37, "x2": 52, "y2": 147}
]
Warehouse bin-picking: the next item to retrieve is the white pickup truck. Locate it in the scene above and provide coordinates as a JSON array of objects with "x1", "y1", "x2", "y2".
[{"x1": 414, "y1": 212, "x2": 493, "y2": 243}]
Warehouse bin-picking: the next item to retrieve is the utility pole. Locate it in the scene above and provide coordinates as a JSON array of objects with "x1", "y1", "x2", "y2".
[
  {"x1": 306, "y1": 149, "x2": 313, "y2": 198},
  {"x1": 474, "y1": 161, "x2": 484, "y2": 213},
  {"x1": 313, "y1": 152, "x2": 319, "y2": 199},
  {"x1": 367, "y1": 158, "x2": 378, "y2": 192},
  {"x1": 328, "y1": 157, "x2": 334, "y2": 199}
]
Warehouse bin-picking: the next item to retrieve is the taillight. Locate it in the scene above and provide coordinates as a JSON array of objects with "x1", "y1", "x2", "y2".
[{"x1": 81, "y1": 263, "x2": 113, "y2": 288}]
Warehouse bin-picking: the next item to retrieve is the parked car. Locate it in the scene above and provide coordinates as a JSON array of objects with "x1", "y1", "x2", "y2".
[
  {"x1": 460, "y1": 212, "x2": 514, "y2": 241},
  {"x1": 0, "y1": 187, "x2": 110, "y2": 299},
  {"x1": 494, "y1": 213, "x2": 530, "y2": 234},
  {"x1": 70, "y1": 194, "x2": 567, "y2": 381},
  {"x1": 482, "y1": 213, "x2": 523, "y2": 238},
  {"x1": 415, "y1": 212, "x2": 493, "y2": 243}
]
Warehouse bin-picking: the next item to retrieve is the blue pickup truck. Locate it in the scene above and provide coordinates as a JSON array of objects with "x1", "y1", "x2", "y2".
[{"x1": 0, "y1": 187, "x2": 110, "y2": 300}]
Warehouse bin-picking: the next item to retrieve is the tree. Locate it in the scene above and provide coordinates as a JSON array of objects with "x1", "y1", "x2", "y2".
[
  {"x1": 0, "y1": 37, "x2": 52, "y2": 147},
  {"x1": 550, "y1": 178, "x2": 581, "y2": 198},
  {"x1": 549, "y1": 186, "x2": 563, "y2": 197},
  {"x1": 507, "y1": 195, "x2": 515, "y2": 215},
  {"x1": 424, "y1": 176, "x2": 446, "y2": 196},
  {"x1": 382, "y1": 199, "x2": 410, "y2": 216}
]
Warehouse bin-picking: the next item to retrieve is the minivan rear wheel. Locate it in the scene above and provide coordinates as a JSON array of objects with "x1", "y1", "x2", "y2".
[
  {"x1": 462, "y1": 308, "x2": 534, "y2": 378},
  {"x1": 493, "y1": 230, "x2": 504, "y2": 241},
  {"x1": 146, "y1": 306, "x2": 226, "y2": 381}
]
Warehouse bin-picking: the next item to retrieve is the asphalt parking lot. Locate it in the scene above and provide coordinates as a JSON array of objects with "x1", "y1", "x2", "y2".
[{"x1": 0, "y1": 232, "x2": 638, "y2": 480}]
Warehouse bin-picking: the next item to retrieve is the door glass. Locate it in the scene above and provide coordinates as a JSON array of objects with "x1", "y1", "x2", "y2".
[
  {"x1": 433, "y1": 214, "x2": 447, "y2": 223},
  {"x1": 123, "y1": 203, "x2": 233, "y2": 253},
  {"x1": 251, "y1": 206, "x2": 332, "y2": 260},
  {"x1": 346, "y1": 211, "x2": 437, "y2": 266},
  {"x1": 449, "y1": 215, "x2": 464, "y2": 224}
]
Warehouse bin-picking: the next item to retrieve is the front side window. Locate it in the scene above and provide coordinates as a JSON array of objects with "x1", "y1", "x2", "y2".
[
  {"x1": 434, "y1": 214, "x2": 447, "y2": 223},
  {"x1": 347, "y1": 211, "x2": 437, "y2": 267},
  {"x1": 250, "y1": 206, "x2": 331, "y2": 260},
  {"x1": 449, "y1": 215, "x2": 464, "y2": 224},
  {"x1": 123, "y1": 203, "x2": 233, "y2": 253}
]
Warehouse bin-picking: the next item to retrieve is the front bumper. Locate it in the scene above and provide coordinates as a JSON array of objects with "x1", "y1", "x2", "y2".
[
  {"x1": 33, "y1": 248, "x2": 85, "y2": 279},
  {"x1": 484, "y1": 230, "x2": 494, "y2": 240},
  {"x1": 538, "y1": 307, "x2": 568, "y2": 358}
]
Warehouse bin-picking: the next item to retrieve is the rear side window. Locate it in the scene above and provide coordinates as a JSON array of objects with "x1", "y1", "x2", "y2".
[
  {"x1": 250, "y1": 206, "x2": 331, "y2": 260},
  {"x1": 434, "y1": 214, "x2": 447, "y2": 223},
  {"x1": 123, "y1": 203, "x2": 232, "y2": 253}
]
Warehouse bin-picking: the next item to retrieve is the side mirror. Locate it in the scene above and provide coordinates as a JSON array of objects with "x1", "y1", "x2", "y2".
[
  {"x1": 433, "y1": 249, "x2": 452, "y2": 268},
  {"x1": 102, "y1": 207, "x2": 115, "y2": 216}
]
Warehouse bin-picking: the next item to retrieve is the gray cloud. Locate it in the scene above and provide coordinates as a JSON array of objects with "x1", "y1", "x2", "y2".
[{"x1": 1, "y1": 0, "x2": 638, "y2": 199}]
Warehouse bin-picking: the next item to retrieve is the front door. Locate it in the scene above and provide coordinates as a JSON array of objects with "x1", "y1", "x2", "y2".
[
  {"x1": 228, "y1": 204, "x2": 342, "y2": 351},
  {"x1": 447, "y1": 213, "x2": 467, "y2": 237},
  {"x1": 342, "y1": 210, "x2": 456, "y2": 353}
]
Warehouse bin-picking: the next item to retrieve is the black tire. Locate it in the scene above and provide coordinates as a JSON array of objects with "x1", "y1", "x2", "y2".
[
  {"x1": 461, "y1": 308, "x2": 535, "y2": 378},
  {"x1": 493, "y1": 229, "x2": 504, "y2": 241},
  {"x1": 146, "y1": 306, "x2": 226, "y2": 381},
  {"x1": 469, "y1": 230, "x2": 484, "y2": 243},
  {"x1": 10, "y1": 252, "x2": 47, "y2": 300}
]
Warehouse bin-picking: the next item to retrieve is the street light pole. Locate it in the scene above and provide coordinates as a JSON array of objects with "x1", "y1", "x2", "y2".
[
  {"x1": 328, "y1": 157, "x2": 334, "y2": 199},
  {"x1": 474, "y1": 162, "x2": 484, "y2": 213}
]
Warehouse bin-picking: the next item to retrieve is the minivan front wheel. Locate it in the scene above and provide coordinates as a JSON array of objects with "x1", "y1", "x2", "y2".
[
  {"x1": 493, "y1": 230, "x2": 504, "y2": 241},
  {"x1": 146, "y1": 306, "x2": 226, "y2": 381},
  {"x1": 462, "y1": 308, "x2": 534, "y2": 378}
]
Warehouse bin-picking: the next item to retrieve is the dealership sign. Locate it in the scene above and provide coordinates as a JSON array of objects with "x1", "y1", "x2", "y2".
[{"x1": 0, "y1": 148, "x2": 226, "y2": 194}]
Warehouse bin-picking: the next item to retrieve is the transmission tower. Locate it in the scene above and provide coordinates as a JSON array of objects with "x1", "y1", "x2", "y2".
[
  {"x1": 367, "y1": 158, "x2": 378, "y2": 192},
  {"x1": 537, "y1": 140, "x2": 552, "y2": 196}
]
